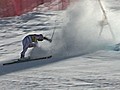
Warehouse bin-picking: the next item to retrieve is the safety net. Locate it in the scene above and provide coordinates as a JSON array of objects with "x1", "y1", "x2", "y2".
[{"x1": 0, "y1": 0, "x2": 70, "y2": 18}]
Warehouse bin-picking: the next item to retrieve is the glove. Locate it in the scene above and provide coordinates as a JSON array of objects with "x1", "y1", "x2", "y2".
[{"x1": 49, "y1": 39, "x2": 52, "y2": 43}]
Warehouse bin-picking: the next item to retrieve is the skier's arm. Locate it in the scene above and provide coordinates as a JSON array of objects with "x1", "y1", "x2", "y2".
[{"x1": 43, "y1": 37, "x2": 52, "y2": 43}]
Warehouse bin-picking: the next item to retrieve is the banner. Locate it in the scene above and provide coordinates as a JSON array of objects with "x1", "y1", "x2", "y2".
[{"x1": 0, "y1": 0, "x2": 70, "y2": 18}]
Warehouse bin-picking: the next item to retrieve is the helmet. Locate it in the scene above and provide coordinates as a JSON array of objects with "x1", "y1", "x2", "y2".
[
  {"x1": 37, "y1": 34, "x2": 44, "y2": 41},
  {"x1": 39, "y1": 34, "x2": 43, "y2": 37}
]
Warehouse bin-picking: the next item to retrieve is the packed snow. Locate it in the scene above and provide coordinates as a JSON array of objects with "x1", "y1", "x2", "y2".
[{"x1": 1, "y1": 0, "x2": 120, "y2": 90}]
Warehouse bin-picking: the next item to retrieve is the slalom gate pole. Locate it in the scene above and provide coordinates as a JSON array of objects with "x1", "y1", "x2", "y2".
[{"x1": 98, "y1": 0, "x2": 115, "y2": 40}]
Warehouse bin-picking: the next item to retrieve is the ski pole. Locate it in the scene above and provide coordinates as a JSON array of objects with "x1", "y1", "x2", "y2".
[{"x1": 51, "y1": 20, "x2": 57, "y2": 40}]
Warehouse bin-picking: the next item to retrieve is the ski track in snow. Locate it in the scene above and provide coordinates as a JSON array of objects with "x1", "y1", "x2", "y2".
[{"x1": 1, "y1": 0, "x2": 120, "y2": 90}]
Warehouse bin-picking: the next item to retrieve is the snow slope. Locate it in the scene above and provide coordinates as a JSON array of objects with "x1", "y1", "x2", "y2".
[{"x1": 1, "y1": 0, "x2": 120, "y2": 89}]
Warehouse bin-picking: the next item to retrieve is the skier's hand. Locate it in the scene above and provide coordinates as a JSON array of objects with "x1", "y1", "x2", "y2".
[{"x1": 49, "y1": 39, "x2": 52, "y2": 43}]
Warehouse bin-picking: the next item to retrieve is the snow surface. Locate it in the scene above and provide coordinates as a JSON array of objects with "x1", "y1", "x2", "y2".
[{"x1": 1, "y1": 0, "x2": 120, "y2": 89}]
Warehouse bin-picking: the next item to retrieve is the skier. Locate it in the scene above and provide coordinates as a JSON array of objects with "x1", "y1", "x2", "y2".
[{"x1": 20, "y1": 34, "x2": 52, "y2": 59}]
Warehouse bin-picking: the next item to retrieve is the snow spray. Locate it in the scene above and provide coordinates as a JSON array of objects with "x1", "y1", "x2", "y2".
[{"x1": 30, "y1": 0, "x2": 114, "y2": 59}]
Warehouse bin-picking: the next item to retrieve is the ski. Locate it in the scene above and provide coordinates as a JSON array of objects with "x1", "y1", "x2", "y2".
[{"x1": 3, "y1": 55, "x2": 52, "y2": 66}]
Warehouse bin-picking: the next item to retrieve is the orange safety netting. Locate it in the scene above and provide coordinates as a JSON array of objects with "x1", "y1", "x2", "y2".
[{"x1": 0, "y1": 0, "x2": 70, "y2": 18}]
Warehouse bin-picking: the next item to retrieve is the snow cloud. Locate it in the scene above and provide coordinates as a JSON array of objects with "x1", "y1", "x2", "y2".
[{"x1": 30, "y1": 0, "x2": 114, "y2": 59}]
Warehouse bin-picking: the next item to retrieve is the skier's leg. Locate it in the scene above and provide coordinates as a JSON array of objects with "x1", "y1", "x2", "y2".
[
  {"x1": 20, "y1": 36, "x2": 31, "y2": 58},
  {"x1": 21, "y1": 46, "x2": 28, "y2": 58}
]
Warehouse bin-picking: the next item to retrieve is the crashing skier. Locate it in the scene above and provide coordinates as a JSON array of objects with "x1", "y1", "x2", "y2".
[{"x1": 20, "y1": 34, "x2": 52, "y2": 59}]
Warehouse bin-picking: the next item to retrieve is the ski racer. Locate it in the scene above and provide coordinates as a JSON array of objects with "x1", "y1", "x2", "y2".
[{"x1": 20, "y1": 34, "x2": 52, "y2": 59}]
